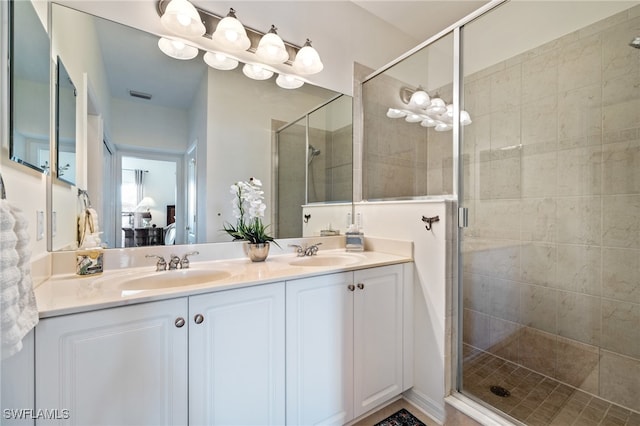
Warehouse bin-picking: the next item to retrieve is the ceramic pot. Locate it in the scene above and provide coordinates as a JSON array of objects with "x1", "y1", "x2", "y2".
[{"x1": 246, "y1": 242, "x2": 270, "y2": 262}]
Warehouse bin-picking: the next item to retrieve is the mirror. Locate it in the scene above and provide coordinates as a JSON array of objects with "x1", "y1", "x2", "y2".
[
  {"x1": 55, "y1": 58, "x2": 76, "y2": 185},
  {"x1": 362, "y1": 32, "x2": 455, "y2": 200},
  {"x1": 9, "y1": 0, "x2": 50, "y2": 173},
  {"x1": 50, "y1": 3, "x2": 352, "y2": 251}
]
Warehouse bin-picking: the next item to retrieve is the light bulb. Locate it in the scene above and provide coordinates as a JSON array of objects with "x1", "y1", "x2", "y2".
[
  {"x1": 409, "y1": 90, "x2": 430, "y2": 108},
  {"x1": 176, "y1": 13, "x2": 191, "y2": 27}
]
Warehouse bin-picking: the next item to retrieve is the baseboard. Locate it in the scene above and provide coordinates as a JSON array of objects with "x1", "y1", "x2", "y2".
[{"x1": 403, "y1": 389, "x2": 445, "y2": 424}]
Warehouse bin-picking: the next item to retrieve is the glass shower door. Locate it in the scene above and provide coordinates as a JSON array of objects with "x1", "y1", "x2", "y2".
[{"x1": 459, "y1": 2, "x2": 640, "y2": 423}]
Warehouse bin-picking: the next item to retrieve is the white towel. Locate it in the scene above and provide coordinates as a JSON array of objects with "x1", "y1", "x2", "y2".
[
  {"x1": 78, "y1": 207, "x2": 101, "y2": 248},
  {"x1": 1, "y1": 200, "x2": 38, "y2": 360}
]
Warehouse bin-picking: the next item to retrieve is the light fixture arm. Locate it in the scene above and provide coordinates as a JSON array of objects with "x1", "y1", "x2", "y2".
[{"x1": 157, "y1": 0, "x2": 302, "y2": 64}]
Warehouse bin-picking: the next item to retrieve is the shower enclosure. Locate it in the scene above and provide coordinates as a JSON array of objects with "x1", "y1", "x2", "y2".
[
  {"x1": 459, "y1": 1, "x2": 640, "y2": 424},
  {"x1": 275, "y1": 95, "x2": 353, "y2": 238},
  {"x1": 360, "y1": 0, "x2": 639, "y2": 423}
]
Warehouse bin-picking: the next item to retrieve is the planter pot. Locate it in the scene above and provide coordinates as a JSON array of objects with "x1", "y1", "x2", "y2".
[{"x1": 246, "y1": 242, "x2": 270, "y2": 262}]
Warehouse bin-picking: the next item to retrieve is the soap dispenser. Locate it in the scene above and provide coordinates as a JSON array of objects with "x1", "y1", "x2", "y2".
[{"x1": 345, "y1": 222, "x2": 364, "y2": 252}]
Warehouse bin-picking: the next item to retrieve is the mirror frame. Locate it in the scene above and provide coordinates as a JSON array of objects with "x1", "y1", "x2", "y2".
[
  {"x1": 8, "y1": 0, "x2": 50, "y2": 174},
  {"x1": 55, "y1": 56, "x2": 76, "y2": 185}
]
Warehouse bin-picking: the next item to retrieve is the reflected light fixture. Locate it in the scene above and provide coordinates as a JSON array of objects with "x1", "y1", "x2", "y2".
[
  {"x1": 242, "y1": 63, "x2": 274, "y2": 80},
  {"x1": 256, "y1": 25, "x2": 289, "y2": 64},
  {"x1": 386, "y1": 87, "x2": 472, "y2": 132},
  {"x1": 408, "y1": 90, "x2": 430, "y2": 108},
  {"x1": 211, "y1": 8, "x2": 251, "y2": 51},
  {"x1": 203, "y1": 51, "x2": 239, "y2": 70},
  {"x1": 158, "y1": 37, "x2": 199, "y2": 60},
  {"x1": 160, "y1": 0, "x2": 205, "y2": 37},
  {"x1": 292, "y1": 39, "x2": 324, "y2": 74},
  {"x1": 276, "y1": 74, "x2": 303, "y2": 89}
]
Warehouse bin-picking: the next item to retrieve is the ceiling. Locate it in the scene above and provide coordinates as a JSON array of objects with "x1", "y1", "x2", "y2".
[{"x1": 52, "y1": 0, "x2": 489, "y2": 94}]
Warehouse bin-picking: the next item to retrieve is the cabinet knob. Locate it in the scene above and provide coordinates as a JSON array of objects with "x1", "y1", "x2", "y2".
[
  {"x1": 347, "y1": 284, "x2": 355, "y2": 292},
  {"x1": 175, "y1": 317, "x2": 185, "y2": 328},
  {"x1": 194, "y1": 314, "x2": 205, "y2": 324},
  {"x1": 357, "y1": 283, "x2": 365, "y2": 290}
]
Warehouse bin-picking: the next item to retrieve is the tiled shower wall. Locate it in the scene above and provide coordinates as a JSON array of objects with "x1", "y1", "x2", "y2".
[
  {"x1": 362, "y1": 73, "x2": 454, "y2": 200},
  {"x1": 462, "y1": 5, "x2": 640, "y2": 412},
  {"x1": 308, "y1": 124, "x2": 353, "y2": 203}
]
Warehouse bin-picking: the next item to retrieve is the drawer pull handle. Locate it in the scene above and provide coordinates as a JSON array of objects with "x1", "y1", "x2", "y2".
[
  {"x1": 175, "y1": 317, "x2": 185, "y2": 328},
  {"x1": 347, "y1": 284, "x2": 355, "y2": 292},
  {"x1": 357, "y1": 283, "x2": 364, "y2": 290},
  {"x1": 194, "y1": 314, "x2": 205, "y2": 324}
]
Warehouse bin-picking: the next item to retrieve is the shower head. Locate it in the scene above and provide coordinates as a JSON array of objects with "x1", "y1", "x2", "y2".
[
  {"x1": 308, "y1": 144, "x2": 321, "y2": 156},
  {"x1": 308, "y1": 144, "x2": 321, "y2": 165},
  {"x1": 630, "y1": 36, "x2": 640, "y2": 49}
]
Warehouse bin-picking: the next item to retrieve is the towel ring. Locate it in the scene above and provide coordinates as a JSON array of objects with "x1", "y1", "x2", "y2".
[{"x1": 78, "y1": 189, "x2": 92, "y2": 209}]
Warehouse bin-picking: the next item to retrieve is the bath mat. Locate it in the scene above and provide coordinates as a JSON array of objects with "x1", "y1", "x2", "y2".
[{"x1": 374, "y1": 408, "x2": 426, "y2": 426}]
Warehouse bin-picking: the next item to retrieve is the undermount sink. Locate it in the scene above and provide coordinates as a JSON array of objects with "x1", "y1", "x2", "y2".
[
  {"x1": 115, "y1": 268, "x2": 232, "y2": 291},
  {"x1": 287, "y1": 253, "x2": 366, "y2": 267}
]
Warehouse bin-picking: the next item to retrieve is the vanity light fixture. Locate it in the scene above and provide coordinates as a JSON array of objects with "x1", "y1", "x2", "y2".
[
  {"x1": 160, "y1": 0, "x2": 205, "y2": 37},
  {"x1": 156, "y1": 1, "x2": 324, "y2": 89},
  {"x1": 292, "y1": 39, "x2": 324, "y2": 75},
  {"x1": 276, "y1": 74, "x2": 304, "y2": 89},
  {"x1": 203, "y1": 51, "x2": 239, "y2": 70},
  {"x1": 255, "y1": 25, "x2": 289, "y2": 64},
  {"x1": 386, "y1": 87, "x2": 472, "y2": 132},
  {"x1": 211, "y1": 8, "x2": 251, "y2": 51},
  {"x1": 158, "y1": 37, "x2": 199, "y2": 60},
  {"x1": 242, "y1": 63, "x2": 274, "y2": 80}
]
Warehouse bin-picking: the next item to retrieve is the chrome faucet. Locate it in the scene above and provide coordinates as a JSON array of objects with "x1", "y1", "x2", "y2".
[
  {"x1": 304, "y1": 243, "x2": 322, "y2": 256},
  {"x1": 145, "y1": 254, "x2": 167, "y2": 271},
  {"x1": 168, "y1": 254, "x2": 181, "y2": 270},
  {"x1": 180, "y1": 251, "x2": 199, "y2": 269},
  {"x1": 288, "y1": 243, "x2": 322, "y2": 257}
]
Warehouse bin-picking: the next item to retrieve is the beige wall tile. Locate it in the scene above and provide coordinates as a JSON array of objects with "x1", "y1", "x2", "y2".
[
  {"x1": 557, "y1": 292, "x2": 601, "y2": 346},
  {"x1": 557, "y1": 146, "x2": 602, "y2": 196},
  {"x1": 558, "y1": 84, "x2": 603, "y2": 148},
  {"x1": 602, "y1": 247, "x2": 640, "y2": 304},
  {"x1": 558, "y1": 35, "x2": 602, "y2": 93},
  {"x1": 489, "y1": 278, "x2": 521, "y2": 322},
  {"x1": 556, "y1": 196, "x2": 602, "y2": 245},
  {"x1": 491, "y1": 64, "x2": 522, "y2": 113},
  {"x1": 521, "y1": 243, "x2": 557, "y2": 287},
  {"x1": 489, "y1": 318, "x2": 520, "y2": 362},
  {"x1": 463, "y1": 308, "x2": 491, "y2": 350},
  {"x1": 555, "y1": 244, "x2": 601, "y2": 296},
  {"x1": 475, "y1": 199, "x2": 521, "y2": 240},
  {"x1": 599, "y1": 350, "x2": 640, "y2": 412},
  {"x1": 522, "y1": 50, "x2": 559, "y2": 104},
  {"x1": 521, "y1": 198, "x2": 556, "y2": 243},
  {"x1": 602, "y1": 194, "x2": 640, "y2": 249},
  {"x1": 520, "y1": 284, "x2": 558, "y2": 333},
  {"x1": 601, "y1": 299, "x2": 640, "y2": 359},
  {"x1": 601, "y1": 16, "x2": 640, "y2": 81},
  {"x1": 521, "y1": 151, "x2": 557, "y2": 198},
  {"x1": 521, "y1": 95, "x2": 558, "y2": 146},
  {"x1": 602, "y1": 140, "x2": 640, "y2": 195}
]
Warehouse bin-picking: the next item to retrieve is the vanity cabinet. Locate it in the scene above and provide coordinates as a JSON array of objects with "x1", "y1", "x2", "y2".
[
  {"x1": 35, "y1": 298, "x2": 189, "y2": 426},
  {"x1": 285, "y1": 264, "x2": 410, "y2": 425},
  {"x1": 189, "y1": 283, "x2": 285, "y2": 425},
  {"x1": 35, "y1": 282, "x2": 285, "y2": 426}
]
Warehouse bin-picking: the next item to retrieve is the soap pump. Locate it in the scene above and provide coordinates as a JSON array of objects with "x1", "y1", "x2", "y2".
[{"x1": 345, "y1": 221, "x2": 364, "y2": 252}]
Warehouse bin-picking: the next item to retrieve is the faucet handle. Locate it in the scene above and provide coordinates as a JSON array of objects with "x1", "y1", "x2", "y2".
[
  {"x1": 145, "y1": 254, "x2": 167, "y2": 271},
  {"x1": 304, "y1": 242, "x2": 322, "y2": 256},
  {"x1": 168, "y1": 254, "x2": 181, "y2": 270},
  {"x1": 180, "y1": 251, "x2": 200, "y2": 269},
  {"x1": 288, "y1": 244, "x2": 305, "y2": 257}
]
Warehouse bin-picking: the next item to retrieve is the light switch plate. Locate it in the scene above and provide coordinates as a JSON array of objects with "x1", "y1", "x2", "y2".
[{"x1": 36, "y1": 211, "x2": 44, "y2": 240}]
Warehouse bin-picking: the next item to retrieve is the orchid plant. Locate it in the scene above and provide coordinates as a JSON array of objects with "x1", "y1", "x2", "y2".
[{"x1": 223, "y1": 177, "x2": 277, "y2": 245}]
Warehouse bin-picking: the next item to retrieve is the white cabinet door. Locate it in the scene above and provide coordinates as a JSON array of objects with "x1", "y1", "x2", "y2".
[
  {"x1": 353, "y1": 265, "x2": 404, "y2": 418},
  {"x1": 189, "y1": 282, "x2": 285, "y2": 426},
  {"x1": 35, "y1": 298, "x2": 188, "y2": 426},
  {"x1": 286, "y1": 272, "x2": 354, "y2": 426}
]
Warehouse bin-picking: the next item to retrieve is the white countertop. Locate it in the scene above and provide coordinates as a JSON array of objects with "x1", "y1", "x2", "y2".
[{"x1": 36, "y1": 249, "x2": 413, "y2": 318}]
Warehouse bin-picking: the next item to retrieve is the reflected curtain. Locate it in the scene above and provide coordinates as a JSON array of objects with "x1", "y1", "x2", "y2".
[{"x1": 134, "y1": 169, "x2": 145, "y2": 205}]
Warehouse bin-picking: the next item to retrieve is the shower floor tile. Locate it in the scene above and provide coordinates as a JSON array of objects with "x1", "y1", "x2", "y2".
[{"x1": 462, "y1": 345, "x2": 640, "y2": 426}]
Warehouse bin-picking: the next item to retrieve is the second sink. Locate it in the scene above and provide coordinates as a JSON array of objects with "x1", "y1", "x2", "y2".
[{"x1": 116, "y1": 268, "x2": 232, "y2": 291}]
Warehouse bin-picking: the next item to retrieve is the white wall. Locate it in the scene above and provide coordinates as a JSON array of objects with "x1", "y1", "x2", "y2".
[{"x1": 205, "y1": 67, "x2": 338, "y2": 243}]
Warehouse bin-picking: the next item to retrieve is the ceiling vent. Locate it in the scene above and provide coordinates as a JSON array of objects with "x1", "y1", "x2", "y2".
[{"x1": 129, "y1": 90, "x2": 152, "y2": 100}]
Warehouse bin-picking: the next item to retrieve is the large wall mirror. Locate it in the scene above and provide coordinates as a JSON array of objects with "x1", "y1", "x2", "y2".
[
  {"x1": 9, "y1": 0, "x2": 50, "y2": 173},
  {"x1": 49, "y1": 3, "x2": 352, "y2": 251}
]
